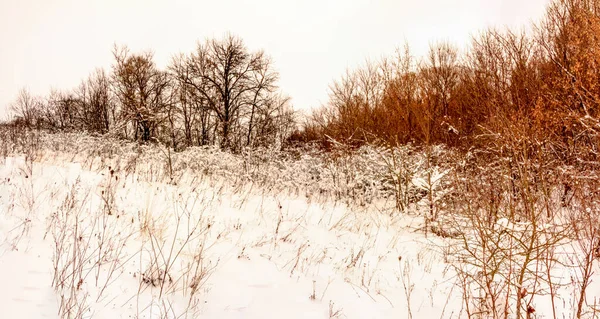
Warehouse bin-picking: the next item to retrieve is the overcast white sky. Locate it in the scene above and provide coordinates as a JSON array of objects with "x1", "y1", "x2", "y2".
[{"x1": 0, "y1": 0, "x2": 550, "y2": 118}]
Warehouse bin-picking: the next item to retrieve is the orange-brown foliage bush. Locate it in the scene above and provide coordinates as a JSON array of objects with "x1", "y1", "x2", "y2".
[{"x1": 298, "y1": 0, "x2": 600, "y2": 160}]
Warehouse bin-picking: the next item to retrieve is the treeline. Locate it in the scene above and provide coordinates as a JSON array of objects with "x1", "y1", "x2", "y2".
[
  {"x1": 8, "y1": 0, "x2": 600, "y2": 159},
  {"x1": 295, "y1": 0, "x2": 600, "y2": 161},
  {"x1": 7, "y1": 35, "x2": 296, "y2": 151}
]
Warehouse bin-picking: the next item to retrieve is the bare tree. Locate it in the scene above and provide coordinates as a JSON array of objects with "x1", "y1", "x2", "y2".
[
  {"x1": 75, "y1": 68, "x2": 114, "y2": 134},
  {"x1": 247, "y1": 93, "x2": 295, "y2": 147},
  {"x1": 380, "y1": 44, "x2": 420, "y2": 143},
  {"x1": 112, "y1": 45, "x2": 172, "y2": 142},
  {"x1": 417, "y1": 42, "x2": 459, "y2": 143},
  {"x1": 43, "y1": 89, "x2": 67, "y2": 130},
  {"x1": 10, "y1": 88, "x2": 42, "y2": 127},
  {"x1": 180, "y1": 34, "x2": 281, "y2": 149},
  {"x1": 245, "y1": 56, "x2": 279, "y2": 146},
  {"x1": 170, "y1": 54, "x2": 213, "y2": 147}
]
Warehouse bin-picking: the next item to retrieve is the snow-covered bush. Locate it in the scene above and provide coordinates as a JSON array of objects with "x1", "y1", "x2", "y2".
[{"x1": 0, "y1": 128, "x2": 452, "y2": 212}]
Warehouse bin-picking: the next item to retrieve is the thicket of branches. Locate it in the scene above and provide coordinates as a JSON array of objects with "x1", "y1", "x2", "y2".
[
  {"x1": 296, "y1": 0, "x2": 600, "y2": 161},
  {"x1": 6, "y1": 34, "x2": 296, "y2": 151}
]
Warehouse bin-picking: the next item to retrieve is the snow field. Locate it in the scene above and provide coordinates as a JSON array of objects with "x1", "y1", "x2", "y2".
[{"x1": 0, "y1": 155, "x2": 460, "y2": 318}]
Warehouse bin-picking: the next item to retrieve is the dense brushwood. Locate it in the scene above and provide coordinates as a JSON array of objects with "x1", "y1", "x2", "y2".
[{"x1": 293, "y1": 0, "x2": 600, "y2": 163}]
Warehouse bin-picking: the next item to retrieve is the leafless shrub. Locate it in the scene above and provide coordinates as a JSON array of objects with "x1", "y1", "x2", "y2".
[
  {"x1": 398, "y1": 256, "x2": 415, "y2": 319},
  {"x1": 328, "y1": 300, "x2": 344, "y2": 318},
  {"x1": 137, "y1": 194, "x2": 216, "y2": 300},
  {"x1": 48, "y1": 173, "x2": 136, "y2": 318},
  {"x1": 49, "y1": 182, "x2": 93, "y2": 319},
  {"x1": 566, "y1": 170, "x2": 600, "y2": 318},
  {"x1": 379, "y1": 143, "x2": 420, "y2": 213},
  {"x1": 444, "y1": 129, "x2": 600, "y2": 318}
]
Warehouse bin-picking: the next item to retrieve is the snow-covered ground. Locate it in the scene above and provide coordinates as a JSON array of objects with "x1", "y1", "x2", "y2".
[
  {"x1": 0, "y1": 134, "x2": 599, "y2": 318},
  {"x1": 0, "y1": 154, "x2": 461, "y2": 318}
]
